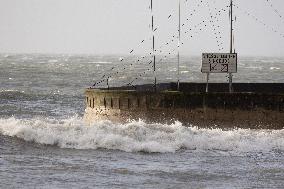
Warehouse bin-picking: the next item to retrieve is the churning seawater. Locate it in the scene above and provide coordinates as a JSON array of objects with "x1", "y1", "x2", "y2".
[{"x1": 0, "y1": 54, "x2": 283, "y2": 188}]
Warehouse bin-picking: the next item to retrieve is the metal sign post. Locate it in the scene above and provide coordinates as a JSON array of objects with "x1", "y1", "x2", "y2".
[
  {"x1": 150, "y1": 0, "x2": 156, "y2": 92},
  {"x1": 206, "y1": 73, "x2": 209, "y2": 93},
  {"x1": 177, "y1": 0, "x2": 181, "y2": 91},
  {"x1": 201, "y1": 0, "x2": 236, "y2": 93},
  {"x1": 229, "y1": 0, "x2": 233, "y2": 93}
]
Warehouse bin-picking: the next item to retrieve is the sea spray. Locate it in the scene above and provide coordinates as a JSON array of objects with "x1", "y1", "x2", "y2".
[{"x1": 0, "y1": 117, "x2": 283, "y2": 153}]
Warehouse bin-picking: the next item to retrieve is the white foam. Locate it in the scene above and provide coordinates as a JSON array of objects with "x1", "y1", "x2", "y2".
[
  {"x1": 21, "y1": 56, "x2": 33, "y2": 60},
  {"x1": 244, "y1": 66, "x2": 263, "y2": 70},
  {"x1": 181, "y1": 71, "x2": 189, "y2": 74},
  {"x1": 0, "y1": 89, "x2": 25, "y2": 93},
  {"x1": 88, "y1": 61, "x2": 112, "y2": 64},
  {"x1": 48, "y1": 59, "x2": 58, "y2": 63},
  {"x1": 0, "y1": 117, "x2": 283, "y2": 153},
  {"x1": 270, "y1": 67, "x2": 280, "y2": 70}
]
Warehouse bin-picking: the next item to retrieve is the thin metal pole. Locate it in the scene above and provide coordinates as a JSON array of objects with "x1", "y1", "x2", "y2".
[
  {"x1": 206, "y1": 73, "x2": 209, "y2": 93},
  {"x1": 151, "y1": 0, "x2": 156, "y2": 91},
  {"x1": 177, "y1": 0, "x2": 181, "y2": 91},
  {"x1": 229, "y1": 0, "x2": 233, "y2": 93}
]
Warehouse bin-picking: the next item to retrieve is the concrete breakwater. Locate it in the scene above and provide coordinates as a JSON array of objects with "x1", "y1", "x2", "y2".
[{"x1": 84, "y1": 83, "x2": 284, "y2": 129}]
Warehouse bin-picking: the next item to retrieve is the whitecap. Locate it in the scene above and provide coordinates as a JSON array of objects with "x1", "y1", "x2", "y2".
[
  {"x1": 244, "y1": 66, "x2": 263, "y2": 70},
  {"x1": 0, "y1": 89, "x2": 25, "y2": 93},
  {"x1": 181, "y1": 71, "x2": 189, "y2": 74},
  {"x1": 89, "y1": 61, "x2": 112, "y2": 64},
  {"x1": 21, "y1": 56, "x2": 33, "y2": 60},
  {"x1": 48, "y1": 59, "x2": 59, "y2": 63},
  {"x1": 270, "y1": 67, "x2": 280, "y2": 70},
  {"x1": 0, "y1": 117, "x2": 283, "y2": 154}
]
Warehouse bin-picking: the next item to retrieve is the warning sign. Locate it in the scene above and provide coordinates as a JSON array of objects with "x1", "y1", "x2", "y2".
[{"x1": 201, "y1": 53, "x2": 237, "y2": 73}]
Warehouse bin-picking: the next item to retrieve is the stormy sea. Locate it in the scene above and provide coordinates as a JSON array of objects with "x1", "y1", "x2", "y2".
[{"x1": 0, "y1": 54, "x2": 283, "y2": 188}]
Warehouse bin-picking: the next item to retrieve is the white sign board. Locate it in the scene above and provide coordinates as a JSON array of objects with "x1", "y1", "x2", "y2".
[{"x1": 202, "y1": 53, "x2": 237, "y2": 73}]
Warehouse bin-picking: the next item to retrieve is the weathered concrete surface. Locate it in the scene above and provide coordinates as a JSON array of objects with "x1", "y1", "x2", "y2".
[
  {"x1": 106, "y1": 83, "x2": 284, "y2": 94},
  {"x1": 84, "y1": 86, "x2": 284, "y2": 129}
]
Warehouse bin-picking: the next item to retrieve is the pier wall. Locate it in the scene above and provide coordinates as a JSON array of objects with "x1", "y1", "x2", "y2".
[
  {"x1": 84, "y1": 86, "x2": 284, "y2": 129},
  {"x1": 107, "y1": 83, "x2": 284, "y2": 94}
]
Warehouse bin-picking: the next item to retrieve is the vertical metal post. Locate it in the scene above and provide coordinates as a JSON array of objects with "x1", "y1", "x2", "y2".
[
  {"x1": 107, "y1": 78, "x2": 109, "y2": 90},
  {"x1": 151, "y1": 0, "x2": 157, "y2": 92},
  {"x1": 177, "y1": 0, "x2": 181, "y2": 91},
  {"x1": 229, "y1": 0, "x2": 233, "y2": 93},
  {"x1": 206, "y1": 73, "x2": 209, "y2": 93}
]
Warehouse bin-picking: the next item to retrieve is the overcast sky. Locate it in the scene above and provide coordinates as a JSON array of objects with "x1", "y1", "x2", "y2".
[{"x1": 0, "y1": 0, "x2": 284, "y2": 56}]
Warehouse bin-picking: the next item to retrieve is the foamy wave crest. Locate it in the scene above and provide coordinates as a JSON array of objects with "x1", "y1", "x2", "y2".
[{"x1": 0, "y1": 117, "x2": 283, "y2": 153}]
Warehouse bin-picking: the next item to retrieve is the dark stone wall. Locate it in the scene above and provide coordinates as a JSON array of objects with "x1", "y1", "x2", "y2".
[
  {"x1": 178, "y1": 83, "x2": 284, "y2": 94},
  {"x1": 99, "y1": 83, "x2": 284, "y2": 94},
  {"x1": 85, "y1": 84, "x2": 284, "y2": 129}
]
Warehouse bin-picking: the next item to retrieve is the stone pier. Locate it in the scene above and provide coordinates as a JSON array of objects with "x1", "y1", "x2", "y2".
[{"x1": 84, "y1": 83, "x2": 284, "y2": 129}]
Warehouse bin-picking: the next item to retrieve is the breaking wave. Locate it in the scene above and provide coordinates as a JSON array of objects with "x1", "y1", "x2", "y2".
[{"x1": 0, "y1": 117, "x2": 283, "y2": 153}]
